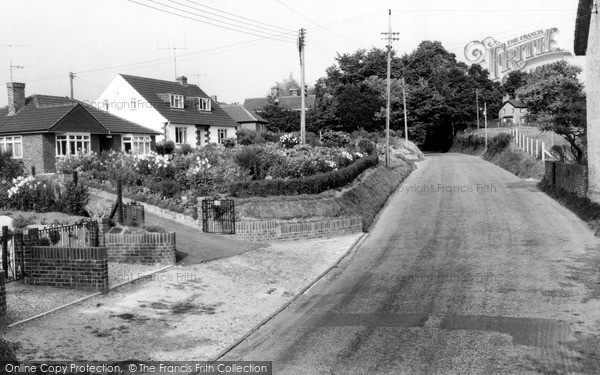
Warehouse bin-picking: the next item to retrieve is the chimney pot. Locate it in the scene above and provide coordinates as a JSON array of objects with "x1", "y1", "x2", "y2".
[
  {"x1": 176, "y1": 76, "x2": 188, "y2": 85},
  {"x1": 6, "y1": 82, "x2": 26, "y2": 116}
]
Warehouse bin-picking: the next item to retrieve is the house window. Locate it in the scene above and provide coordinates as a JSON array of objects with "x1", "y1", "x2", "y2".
[
  {"x1": 199, "y1": 98, "x2": 211, "y2": 111},
  {"x1": 175, "y1": 127, "x2": 187, "y2": 145},
  {"x1": 56, "y1": 134, "x2": 90, "y2": 156},
  {"x1": 217, "y1": 129, "x2": 227, "y2": 144},
  {"x1": 170, "y1": 94, "x2": 184, "y2": 109},
  {"x1": 0, "y1": 136, "x2": 22, "y2": 158},
  {"x1": 123, "y1": 135, "x2": 152, "y2": 154}
]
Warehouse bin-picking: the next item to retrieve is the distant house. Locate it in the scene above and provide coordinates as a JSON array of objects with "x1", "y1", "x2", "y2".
[
  {"x1": 221, "y1": 105, "x2": 269, "y2": 132},
  {"x1": 97, "y1": 74, "x2": 238, "y2": 147},
  {"x1": 0, "y1": 82, "x2": 159, "y2": 174},
  {"x1": 574, "y1": 0, "x2": 599, "y2": 201},
  {"x1": 498, "y1": 95, "x2": 528, "y2": 125},
  {"x1": 243, "y1": 87, "x2": 316, "y2": 113}
]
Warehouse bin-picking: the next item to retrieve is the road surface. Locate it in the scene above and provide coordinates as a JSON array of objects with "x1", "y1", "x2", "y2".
[{"x1": 221, "y1": 153, "x2": 600, "y2": 374}]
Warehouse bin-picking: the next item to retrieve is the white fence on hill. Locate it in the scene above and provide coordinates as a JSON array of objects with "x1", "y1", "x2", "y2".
[{"x1": 505, "y1": 128, "x2": 554, "y2": 162}]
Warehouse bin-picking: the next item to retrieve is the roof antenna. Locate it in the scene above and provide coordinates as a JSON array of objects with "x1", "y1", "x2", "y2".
[{"x1": 1, "y1": 44, "x2": 30, "y2": 82}]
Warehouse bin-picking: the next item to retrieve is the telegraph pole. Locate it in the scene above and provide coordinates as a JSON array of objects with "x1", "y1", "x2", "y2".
[
  {"x1": 298, "y1": 28, "x2": 306, "y2": 145},
  {"x1": 381, "y1": 10, "x2": 399, "y2": 167},
  {"x1": 484, "y1": 102, "x2": 488, "y2": 149},
  {"x1": 402, "y1": 77, "x2": 408, "y2": 142},
  {"x1": 69, "y1": 72, "x2": 76, "y2": 99},
  {"x1": 476, "y1": 89, "x2": 480, "y2": 130}
]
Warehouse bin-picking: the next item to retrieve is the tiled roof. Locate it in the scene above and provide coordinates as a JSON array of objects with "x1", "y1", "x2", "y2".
[
  {"x1": 0, "y1": 95, "x2": 158, "y2": 135},
  {"x1": 120, "y1": 74, "x2": 238, "y2": 128},
  {"x1": 501, "y1": 99, "x2": 527, "y2": 109},
  {"x1": 574, "y1": 0, "x2": 593, "y2": 55},
  {"x1": 243, "y1": 95, "x2": 316, "y2": 112},
  {"x1": 221, "y1": 105, "x2": 268, "y2": 124}
]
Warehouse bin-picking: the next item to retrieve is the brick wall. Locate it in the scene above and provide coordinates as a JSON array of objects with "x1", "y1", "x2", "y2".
[
  {"x1": 543, "y1": 161, "x2": 589, "y2": 197},
  {"x1": 21, "y1": 134, "x2": 56, "y2": 174},
  {"x1": 0, "y1": 270, "x2": 6, "y2": 331},
  {"x1": 104, "y1": 232, "x2": 176, "y2": 266},
  {"x1": 25, "y1": 246, "x2": 108, "y2": 291},
  {"x1": 233, "y1": 216, "x2": 363, "y2": 242},
  {"x1": 587, "y1": 11, "x2": 600, "y2": 202}
]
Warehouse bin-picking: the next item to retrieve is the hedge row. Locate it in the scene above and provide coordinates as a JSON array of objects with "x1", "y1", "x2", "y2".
[{"x1": 229, "y1": 154, "x2": 379, "y2": 197}]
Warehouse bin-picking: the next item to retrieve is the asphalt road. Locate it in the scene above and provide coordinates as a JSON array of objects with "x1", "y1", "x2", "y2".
[{"x1": 221, "y1": 153, "x2": 600, "y2": 374}]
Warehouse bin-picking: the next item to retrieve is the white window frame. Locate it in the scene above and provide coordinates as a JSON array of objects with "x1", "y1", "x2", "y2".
[
  {"x1": 217, "y1": 129, "x2": 227, "y2": 144},
  {"x1": 122, "y1": 135, "x2": 152, "y2": 154},
  {"x1": 170, "y1": 94, "x2": 184, "y2": 109},
  {"x1": 175, "y1": 127, "x2": 187, "y2": 145},
  {"x1": 198, "y1": 97, "x2": 211, "y2": 111},
  {"x1": 0, "y1": 136, "x2": 22, "y2": 158},
  {"x1": 56, "y1": 133, "x2": 91, "y2": 157}
]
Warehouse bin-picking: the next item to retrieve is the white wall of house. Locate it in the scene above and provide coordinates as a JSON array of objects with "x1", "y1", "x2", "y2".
[
  {"x1": 210, "y1": 126, "x2": 237, "y2": 144},
  {"x1": 96, "y1": 75, "x2": 168, "y2": 140},
  {"x1": 587, "y1": 12, "x2": 600, "y2": 202},
  {"x1": 166, "y1": 124, "x2": 196, "y2": 147}
]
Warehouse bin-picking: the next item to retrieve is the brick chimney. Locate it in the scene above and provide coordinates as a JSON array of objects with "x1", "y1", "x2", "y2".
[
  {"x1": 176, "y1": 76, "x2": 188, "y2": 85},
  {"x1": 6, "y1": 82, "x2": 26, "y2": 116}
]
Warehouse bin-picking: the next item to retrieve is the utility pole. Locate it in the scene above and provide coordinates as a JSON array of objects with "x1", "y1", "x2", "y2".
[
  {"x1": 476, "y1": 89, "x2": 480, "y2": 130},
  {"x1": 298, "y1": 28, "x2": 306, "y2": 145},
  {"x1": 69, "y1": 72, "x2": 75, "y2": 99},
  {"x1": 402, "y1": 77, "x2": 408, "y2": 142},
  {"x1": 484, "y1": 102, "x2": 488, "y2": 149},
  {"x1": 381, "y1": 10, "x2": 399, "y2": 167}
]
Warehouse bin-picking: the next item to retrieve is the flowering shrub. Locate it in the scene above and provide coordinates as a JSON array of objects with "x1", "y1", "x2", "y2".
[
  {"x1": 279, "y1": 133, "x2": 301, "y2": 148},
  {"x1": 321, "y1": 130, "x2": 350, "y2": 147}
]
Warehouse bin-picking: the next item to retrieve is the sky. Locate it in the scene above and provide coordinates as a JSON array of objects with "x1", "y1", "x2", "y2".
[{"x1": 0, "y1": 0, "x2": 586, "y2": 107}]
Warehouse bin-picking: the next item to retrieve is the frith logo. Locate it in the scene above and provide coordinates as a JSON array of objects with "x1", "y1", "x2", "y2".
[{"x1": 464, "y1": 28, "x2": 572, "y2": 81}]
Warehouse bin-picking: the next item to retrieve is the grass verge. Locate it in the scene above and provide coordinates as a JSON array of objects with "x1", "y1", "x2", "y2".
[
  {"x1": 451, "y1": 133, "x2": 544, "y2": 180},
  {"x1": 538, "y1": 179, "x2": 600, "y2": 235}
]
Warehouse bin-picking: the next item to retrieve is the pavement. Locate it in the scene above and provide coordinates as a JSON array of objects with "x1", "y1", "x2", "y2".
[{"x1": 221, "y1": 153, "x2": 600, "y2": 374}]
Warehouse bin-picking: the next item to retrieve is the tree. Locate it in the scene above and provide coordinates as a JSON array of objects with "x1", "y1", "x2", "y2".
[
  {"x1": 516, "y1": 61, "x2": 586, "y2": 163},
  {"x1": 503, "y1": 70, "x2": 528, "y2": 98},
  {"x1": 260, "y1": 100, "x2": 300, "y2": 133}
]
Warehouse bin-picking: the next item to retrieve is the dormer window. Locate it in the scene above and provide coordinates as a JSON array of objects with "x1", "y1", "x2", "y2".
[
  {"x1": 170, "y1": 94, "x2": 184, "y2": 109},
  {"x1": 199, "y1": 97, "x2": 211, "y2": 112}
]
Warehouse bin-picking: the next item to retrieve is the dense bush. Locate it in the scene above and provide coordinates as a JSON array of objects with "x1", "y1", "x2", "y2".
[
  {"x1": 357, "y1": 138, "x2": 376, "y2": 155},
  {"x1": 279, "y1": 133, "x2": 301, "y2": 148},
  {"x1": 484, "y1": 133, "x2": 512, "y2": 158},
  {"x1": 1, "y1": 175, "x2": 89, "y2": 215},
  {"x1": 222, "y1": 138, "x2": 237, "y2": 148},
  {"x1": 321, "y1": 130, "x2": 351, "y2": 147},
  {"x1": 156, "y1": 140, "x2": 176, "y2": 155},
  {"x1": 236, "y1": 129, "x2": 268, "y2": 145},
  {"x1": 229, "y1": 154, "x2": 378, "y2": 197},
  {"x1": 175, "y1": 143, "x2": 194, "y2": 155},
  {"x1": 0, "y1": 151, "x2": 24, "y2": 181}
]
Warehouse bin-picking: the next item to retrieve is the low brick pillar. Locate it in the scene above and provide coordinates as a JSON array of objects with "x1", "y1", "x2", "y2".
[
  {"x1": 544, "y1": 161, "x2": 556, "y2": 185},
  {"x1": 26, "y1": 247, "x2": 108, "y2": 291},
  {"x1": 105, "y1": 232, "x2": 176, "y2": 266},
  {"x1": 0, "y1": 270, "x2": 6, "y2": 331}
]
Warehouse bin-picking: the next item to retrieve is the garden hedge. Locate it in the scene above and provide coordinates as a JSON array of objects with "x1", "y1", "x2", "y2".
[{"x1": 229, "y1": 154, "x2": 379, "y2": 197}]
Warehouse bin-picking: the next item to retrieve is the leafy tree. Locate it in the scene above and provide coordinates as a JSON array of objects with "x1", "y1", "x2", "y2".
[
  {"x1": 516, "y1": 61, "x2": 586, "y2": 163},
  {"x1": 503, "y1": 70, "x2": 528, "y2": 98},
  {"x1": 260, "y1": 100, "x2": 300, "y2": 133}
]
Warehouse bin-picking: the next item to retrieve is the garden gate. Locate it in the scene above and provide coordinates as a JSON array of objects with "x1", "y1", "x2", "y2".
[
  {"x1": 1, "y1": 227, "x2": 26, "y2": 283},
  {"x1": 201, "y1": 199, "x2": 235, "y2": 234}
]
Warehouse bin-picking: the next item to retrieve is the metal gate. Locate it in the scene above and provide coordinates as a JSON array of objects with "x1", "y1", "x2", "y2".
[
  {"x1": 1, "y1": 228, "x2": 26, "y2": 283},
  {"x1": 201, "y1": 199, "x2": 235, "y2": 234}
]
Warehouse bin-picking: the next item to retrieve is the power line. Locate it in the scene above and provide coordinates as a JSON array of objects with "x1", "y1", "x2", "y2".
[
  {"x1": 181, "y1": 0, "x2": 294, "y2": 34},
  {"x1": 162, "y1": 0, "x2": 297, "y2": 39},
  {"x1": 127, "y1": 0, "x2": 296, "y2": 43}
]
